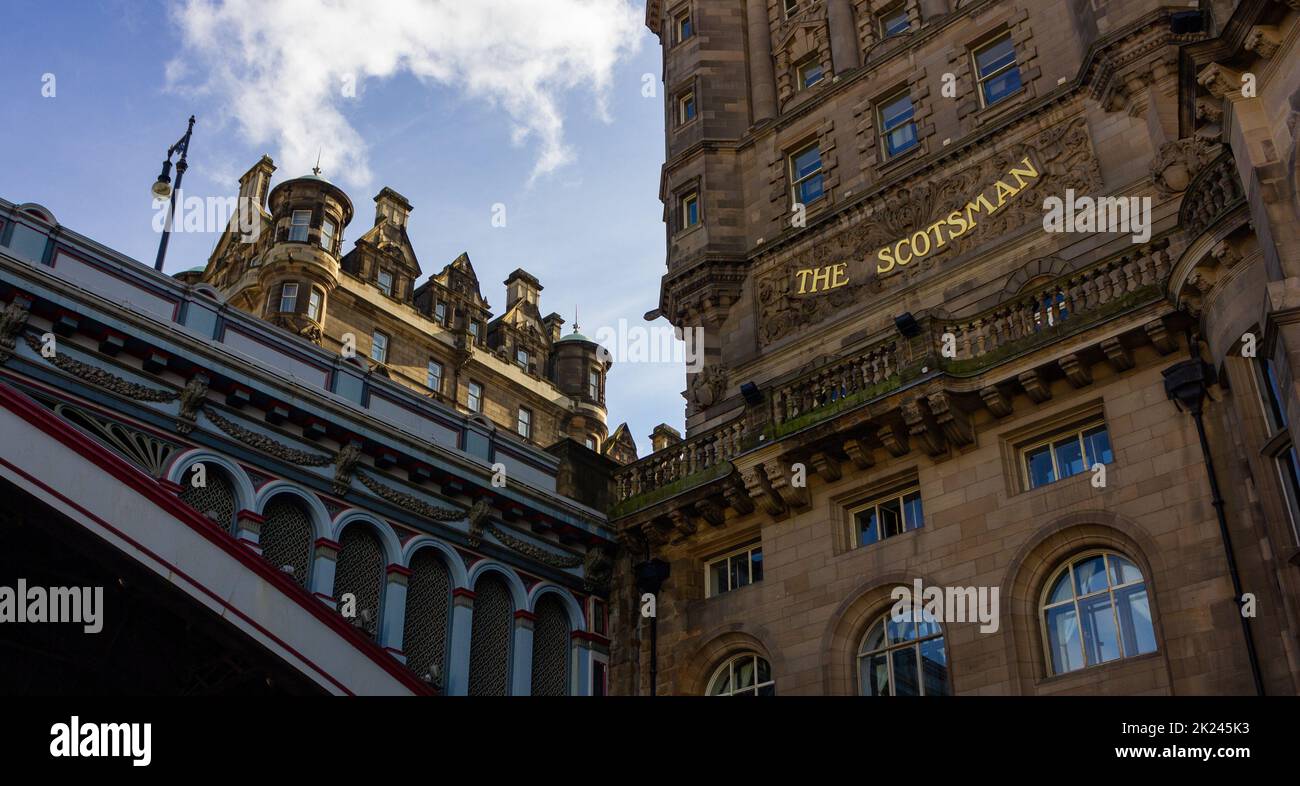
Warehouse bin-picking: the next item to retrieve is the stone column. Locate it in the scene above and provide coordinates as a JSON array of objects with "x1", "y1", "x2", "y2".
[
  {"x1": 446, "y1": 588, "x2": 475, "y2": 696},
  {"x1": 746, "y1": 0, "x2": 778, "y2": 123},
  {"x1": 309, "y1": 537, "x2": 340, "y2": 607},
  {"x1": 827, "y1": 0, "x2": 861, "y2": 73},
  {"x1": 380, "y1": 564, "x2": 411, "y2": 662},
  {"x1": 234, "y1": 509, "x2": 264, "y2": 553},
  {"x1": 511, "y1": 610, "x2": 536, "y2": 696}
]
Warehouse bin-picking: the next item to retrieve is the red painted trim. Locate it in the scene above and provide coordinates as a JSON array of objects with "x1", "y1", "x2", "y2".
[
  {"x1": 571, "y1": 630, "x2": 610, "y2": 645},
  {"x1": 0, "y1": 382, "x2": 433, "y2": 696},
  {"x1": 237, "y1": 509, "x2": 266, "y2": 524},
  {"x1": 452, "y1": 588, "x2": 476, "y2": 600},
  {"x1": 386, "y1": 563, "x2": 413, "y2": 578},
  {"x1": 237, "y1": 537, "x2": 262, "y2": 550},
  {"x1": 313, "y1": 592, "x2": 337, "y2": 605},
  {"x1": 314, "y1": 537, "x2": 341, "y2": 551},
  {"x1": 157, "y1": 479, "x2": 184, "y2": 494},
  {"x1": 514, "y1": 610, "x2": 537, "y2": 622}
]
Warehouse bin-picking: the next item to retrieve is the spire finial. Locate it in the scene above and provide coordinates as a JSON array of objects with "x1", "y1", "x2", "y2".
[
  {"x1": 312, "y1": 148, "x2": 322, "y2": 177},
  {"x1": 572, "y1": 306, "x2": 579, "y2": 334}
]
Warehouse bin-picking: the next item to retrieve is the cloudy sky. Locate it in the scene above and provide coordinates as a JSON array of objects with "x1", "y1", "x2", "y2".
[{"x1": 0, "y1": 0, "x2": 684, "y2": 451}]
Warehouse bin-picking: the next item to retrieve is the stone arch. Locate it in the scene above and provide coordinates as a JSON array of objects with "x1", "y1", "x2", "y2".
[
  {"x1": 166, "y1": 449, "x2": 254, "y2": 534},
  {"x1": 1002, "y1": 256, "x2": 1070, "y2": 296},
  {"x1": 678, "y1": 624, "x2": 782, "y2": 696},
  {"x1": 998, "y1": 510, "x2": 1171, "y2": 694},
  {"x1": 819, "y1": 570, "x2": 952, "y2": 696}
]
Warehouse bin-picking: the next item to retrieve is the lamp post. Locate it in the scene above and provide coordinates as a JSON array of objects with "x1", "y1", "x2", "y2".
[{"x1": 151, "y1": 115, "x2": 196, "y2": 273}]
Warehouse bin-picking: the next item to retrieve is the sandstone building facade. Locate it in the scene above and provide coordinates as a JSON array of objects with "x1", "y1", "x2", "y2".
[{"x1": 609, "y1": 0, "x2": 1300, "y2": 695}]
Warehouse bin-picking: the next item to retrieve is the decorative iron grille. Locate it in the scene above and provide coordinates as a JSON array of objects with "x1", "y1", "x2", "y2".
[
  {"x1": 333, "y1": 525, "x2": 384, "y2": 640},
  {"x1": 402, "y1": 549, "x2": 452, "y2": 687},
  {"x1": 259, "y1": 496, "x2": 314, "y2": 587},
  {"x1": 467, "y1": 575, "x2": 512, "y2": 696},
  {"x1": 178, "y1": 464, "x2": 237, "y2": 533},
  {"x1": 530, "y1": 594, "x2": 571, "y2": 696}
]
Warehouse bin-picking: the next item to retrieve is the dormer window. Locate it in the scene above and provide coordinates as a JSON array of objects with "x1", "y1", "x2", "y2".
[
  {"x1": 797, "y1": 58, "x2": 824, "y2": 91},
  {"x1": 377, "y1": 269, "x2": 394, "y2": 297},
  {"x1": 469, "y1": 320, "x2": 481, "y2": 343},
  {"x1": 289, "y1": 210, "x2": 310, "y2": 242},
  {"x1": 320, "y1": 218, "x2": 337, "y2": 252},
  {"x1": 516, "y1": 348, "x2": 530, "y2": 370},
  {"x1": 435, "y1": 301, "x2": 447, "y2": 324},
  {"x1": 588, "y1": 369, "x2": 600, "y2": 400}
]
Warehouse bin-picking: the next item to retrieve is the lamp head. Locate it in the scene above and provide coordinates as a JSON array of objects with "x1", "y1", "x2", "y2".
[{"x1": 152, "y1": 173, "x2": 172, "y2": 200}]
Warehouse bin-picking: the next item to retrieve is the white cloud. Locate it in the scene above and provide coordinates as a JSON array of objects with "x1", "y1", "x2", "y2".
[{"x1": 165, "y1": 0, "x2": 644, "y2": 186}]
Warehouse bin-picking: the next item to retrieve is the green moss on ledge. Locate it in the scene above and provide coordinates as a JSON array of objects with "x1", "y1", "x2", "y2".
[{"x1": 610, "y1": 461, "x2": 733, "y2": 518}]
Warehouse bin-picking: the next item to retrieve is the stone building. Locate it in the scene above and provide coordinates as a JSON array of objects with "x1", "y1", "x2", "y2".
[{"x1": 609, "y1": 0, "x2": 1300, "y2": 695}]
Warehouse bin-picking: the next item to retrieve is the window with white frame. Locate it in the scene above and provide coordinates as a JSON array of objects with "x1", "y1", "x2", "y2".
[
  {"x1": 677, "y1": 90, "x2": 697, "y2": 125},
  {"x1": 427, "y1": 359, "x2": 443, "y2": 393},
  {"x1": 707, "y1": 653, "x2": 774, "y2": 696},
  {"x1": 320, "y1": 217, "x2": 337, "y2": 251},
  {"x1": 377, "y1": 269, "x2": 394, "y2": 297},
  {"x1": 674, "y1": 8, "x2": 693, "y2": 44},
  {"x1": 707, "y1": 542, "x2": 763, "y2": 597},
  {"x1": 789, "y1": 143, "x2": 825, "y2": 206},
  {"x1": 1022, "y1": 421, "x2": 1113, "y2": 490},
  {"x1": 588, "y1": 369, "x2": 600, "y2": 400},
  {"x1": 435, "y1": 301, "x2": 447, "y2": 324},
  {"x1": 516, "y1": 347, "x2": 530, "y2": 370},
  {"x1": 858, "y1": 607, "x2": 950, "y2": 696},
  {"x1": 1041, "y1": 551, "x2": 1156, "y2": 676},
  {"x1": 516, "y1": 407, "x2": 532, "y2": 439},
  {"x1": 585, "y1": 435, "x2": 597, "y2": 450},
  {"x1": 849, "y1": 485, "x2": 923, "y2": 549},
  {"x1": 878, "y1": 89, "x2": 919, "y2": 159},
  {"x1": 370, "y1": 331, "x2": 389, "y2": 363},
  {"x1": 278, "y1": 282, "x2": 298, "y2": 313},
  {"x1": 289, "y1": 209, "x2": 311, "y2": 242},
  {"x1": 797, "y1": 58, "x2": 824, "y2": 90},
  {"x1": 783, "y1": 0, "x2": 799, "y2": 18},
  {"x1": 680, "y1": 191, "x2": 699, "y2": 231},
  {"x1": 469, "y1": 320, "x2": 481, "y2": 343},
  {"x1": 307, "y1": 287, "x2": 322, "y2": 321},
  {"x1": 467, "y1": 381, "x2": 483, "y2": 413},
  {"x1": 973, "y1": 32, "x2": 1022, "y2": 107},
  {"x1": 1256, "y1": 355, "x2": 1300, "y2": 541}
]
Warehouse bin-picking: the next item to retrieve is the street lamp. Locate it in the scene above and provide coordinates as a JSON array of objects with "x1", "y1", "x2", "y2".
[{"x1": 151, "y1": 115, "x2": 196, "y2": 272}]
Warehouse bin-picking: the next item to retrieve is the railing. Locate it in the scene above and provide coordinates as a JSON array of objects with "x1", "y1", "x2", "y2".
[
  {"x1": 613, "y1": 419, "x2": 745, "y2": 505},
  {"x1": 1180, "y1": 150, "x2": 1243, "y2": 240},
  {"x1": 771, "y1": 340, "x2": 900, "y2": 426},
  {"x1": 940, "y1": 240, "x2": 1172, "y2": 368}
]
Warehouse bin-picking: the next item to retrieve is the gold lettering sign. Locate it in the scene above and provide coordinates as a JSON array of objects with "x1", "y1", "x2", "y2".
[{"x1": 792, "y1": 156, "x2": 1040, "y2": 294}]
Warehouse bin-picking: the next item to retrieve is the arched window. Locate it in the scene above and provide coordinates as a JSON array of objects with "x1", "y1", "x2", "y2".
[
  {"x1": 333, "y1": 525, "x2": 385, "y2": 640},
  {"x1": 178, "y1": 462, "x2": 238, "y2": 534},
  {"x1": 1041, "y1": 551, "x2": 1156, "y2": 675},
  {"x1": 259, "y1": 495, "x2": 314, "y2": 587},
  {"x1": 858, "y1": 608, "x2": 950, "y2": 696},
  {"x1": 402, "y1": 549, "x2": 453, "y2": 688},
  {"x1": 467, "y1": 574, "x2": 513, "y2": 696},
  {"x1": 706, "y1": 653, "x2": 775, "y2": 696},
  {"x1": 530, "y1": 594, "x2": 571, "y2": 696}
]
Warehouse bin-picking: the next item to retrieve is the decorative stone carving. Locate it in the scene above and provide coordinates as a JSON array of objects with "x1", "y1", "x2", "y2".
[
  {"x1": 1018, "y1": 370, "x2": 1052, "y2": 403},
  {"x1": 768, "y1": 461, "x2": 810, "y2": 510},
  {"x1": 1101, "y1": 338, "x2": 1134, "y2": 372},
  {"x1": 332, "y1": 442, "x2": 364, "y2": 495},
  {"x1": 1145, "y1": 320, "x2": 1177, "y2": 354},
  {"x1": 583, "y1": 545, "x2": 614, "y2": 593},
  {"x1": 667, "y1": 509, "x2": 697, "y2": 543},
  {"x1": 1059, "y1": 354, "x2": 1093, "y2": 388},
  {"x1": 927, "y1": 392, "x2": 974, "y2": 448},
  {"x1": 694, "y1": 499, "x2": 726, "y2": 527},
  {"x1": 1246, "y1": 26, "x2": 1280, "y2": 59},
  {"x1": 202, "y1": 407, "x2": 332, "y2": 466},
  {"x1": 877, "y1": 422, "x2": 910, "y2": 457},
  {"x1": 0, "y1": 298, "x2": 31, "y2": 362},
  {"x1": 1150, "y1": 137, "x2": 1218, "y2": 194},
  {"x1": 723, "y1": 478, "x2": 756, "y2": 516},
  {"x1": 465, "y1": 497, "x2": 493, "y2": 547},
  {"x1": 842, "y1": 437, "x2": 875, "y2": 468},
  {"x1": 902, "y1": 398, "x2": 946, "y2": 457},
  {"x1": 980, "y1": 386, "x2": 1013, "y2": 417},
  {"x1": 688, "y1": 363, "x2": 728, "y2": 410},
  {"x1": 1196, "y1": 63, "x2": 1244, "y2": 99},
  {"x1": 354, "y1": 467, "x2": 463, "y2": 521},
  {"x1": 808, "y1": 451, "x2": 842, "y2": 482},
  {"x1": 26, "y1": 333, "x2": 178, "y2": 403},
  {"x1": 176, "y1": 374, "x2": 208, "y2": 434},
  {"x1": 742, "y1": 466, "x2": 786, "y2": 517}
]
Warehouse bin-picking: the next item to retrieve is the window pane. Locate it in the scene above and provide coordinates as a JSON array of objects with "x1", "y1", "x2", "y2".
[
  {"x1": 756, "y1": 683, "x2": 776, "y2": 696},
  {"x1": 883, "y1": 9, "x2": 909, "y2": 36},
  {"x1": 881, "y1": 94, "x2": 913, "y2": 129},
  {"x1": 800, "y1": 62, "x2": 823, "y2": 88},
  {"x1": 975, "y1": 36, "x2": 1017, "y2": 77},
  {"x1": 857, "y1": 508, "x2": 879, "y2": 547},
  {"x1": 734, "y1": 657, "x2": 755, "y2": 690},
  {"x1": 920, "y1": 637, "x2": 950, "y2": 696},
  {"x1": 903, "y1": 491, "x2": 924, "y2": 530},
  {"x1": 711, "y1": 561, "x2": 728, "y2": 596},
  {"x1": 1082, "y1": 426, "x2": 1113, "y2": 466},
  {"x1": 886, "y1": 122, "x2": 917, "y2": 156},
  {"x1": 730, "y1": 553, "x2": 750, "y2": 590},
  {"x1": 860, "y1": 653, "x2": 890, "y2": 696},
  {"x1": 891, "y1": 647, "x2": 919, "y2": 696},
  {"x1": 981, "y1": 66, "x2": 1022, "y2": 105},
  {"x1": 1078, "y1": 594, "x2": 1121, "y2": 666},
  {"x1": 887, "y1": 608, "x2": 915, "y2": 644},
  {"x1": 1054, "y1": 436, "x2": 1085, "y2": 479},
  {"x1": 879, "y1": 497, "x2": 903, "y2": 539},
  {"x1": 1114, "y1": 584, "x2": 1157, "y2": 658},
  {"x1": 756, "y1": 657, "x2": 771, "y2": 685},
  {"x1": 709, "y1": 667, "x2": 731, "y2": 695},
  {"x1": 1025, "y1": 445, "x2": 1055, "y2": 488},
  {"x1": 1261, "y1": 359, "x2": 1287, "y2": 429},
  {"x1": 1045, "y1": 604, "x2": 1083, "y2": 674},
  {"x1": 750, "y1": 548, "x2": 764, "y2": 584},
  {"x1": 1046, "y1": 570, "x2": 1074, "y2": 605},
  {"x1": 1073, "y1": 555, "x2": 1108, "y2": 596},
  {"x1": 793, "y1": 147, "x2": 821, "y2": 179},
  {"x1": 914, "y1": 606, "x2": 942, "y2": 640},
  {"x1": 860, "y1": 620, "x2": 886, "y2": 654},
  {"x1": 797, "y1": 174, "x2": 824, "y2": 204},
  {"x1": 1107, "y1": 554, "x2": 1142, "y2": 586}
]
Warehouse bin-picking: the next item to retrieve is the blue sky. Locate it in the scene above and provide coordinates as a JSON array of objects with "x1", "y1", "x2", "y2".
[{"x1": 0, "y1": 0, "x2": 683, "y2": 451}]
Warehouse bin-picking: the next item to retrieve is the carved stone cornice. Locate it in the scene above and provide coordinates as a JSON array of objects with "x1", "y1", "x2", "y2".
[
  {"x1": 980, "y1": 386, "x2": 1013, "y2": 418},
  {"x1": 877, "y1": 422, "x2": 910, "y2": 457},
  {"x1": 1245, "y1": 25, "x2": 1280, "y2": 59},
  {"x1": 1059, "y1": 353, "x2": 1093, "y2": 388},
  {"x1": 25, "y1": 333, "x2": 179, "y2": 403},
  {"x1": 202, "y1": 406, "x2": 333, "y2": 466},
  {"x1": 0, "y1": 298, "x2": 31, "y2": 362},
  {"x1": 808, "y1": 450, "x2": 842, "y2": 482},
  {"x1": 742, "y1": 465, "x2": 786, "y2": 517},
  {"x1": 1018, "y1": 369, "x2": 1052, "y2": 403},
  {"x1": 926, "y1": 391, "x2": 973, "y2": 448},
  {"x1": 1196, "y1": 63, "x2": 1245, "y2": 99},
  {"x1": 902, "y1": 398, "x2": 946, "y2": 457}
]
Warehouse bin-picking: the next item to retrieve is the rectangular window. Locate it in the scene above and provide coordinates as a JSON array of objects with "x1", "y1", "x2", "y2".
[
  {"x1": 677, "y1": 91, "x2": 697, "y2": 125},
  {"x1": 592, "y1": 660, "x2": 608, "y2": 697},
  {"x1": 469, "y1": 320, "x2": 481, "y2": 342},
  {"x1": 435, "y1": 301, "x2": 447, "y2": 324},
  {"x1": 307, "y1": 288, "x2": 322, "y2": 320},
  {"x1": 467, "y1": 381, "x2": 483, "y2": 413},
  {"x1": 591, "y1": 598, "x2": 607, "y2": 636},
  {"x1": 680, "y1": 191, "x2": 699, "y2": 231},
  {"x1": 675, "y1": 10, "x2": 693, "y2": 44},
  {"x1": 879, "y1": 90, "x2": 918, "y2": 158},
  {"x1": 707, "y1": 543, "x2": 763, "y2": 597},
  {"x1": 588, "y1": 369, "x2": 600, "y2": 400},
  {"x1": 783, "y1": 0, "x2": 799, "y2": 18},
  {"x1": 377, "y1": 269, "x2": 394, "y2": 297},
  {"x1": 850, "y1": 486, "x2": 924, "y2": 549},
  {"x1": 320, "y1": 218, "x2": 336, "y2": 251},
  {"x1": 278, "y1": 283, "x2": 298, "y2": 313},
  {"x1": 289, "y1": 210, "x2": 311, "y2": 242},
  {"x1": 1022, "y1": 422, "x2": 1113, "y2": 490},
  {"x1": 516, "y1": 348, "x2": 530, "y2": 369},
  {"x1": 973, "y1": 32, "x2": 1022, "y2": 107},
  {"x1": 370, "y1": 331, "x2": 389, "y2": 364},
  {"x1": 797, "y1": 59, "x2": 824, "y2": 90},
  {"x1": 1258, "y1": 357, "x2": 1288, "y2": 430},
  {"x1": 790, "y1": 143, "x2": 825, "y2": 206},
  {"x1": 517, "y1": 407, "x2": 532, "y2": 439},
  {"x1": 880, "y1": 4, "x2": 910, "y2": 37},
  {"x1": 426, "y1": 359, "x2": 443, "y2": 393},
  {"x1": 585, "y1": 435, "x2": 597, "y2": 450}
]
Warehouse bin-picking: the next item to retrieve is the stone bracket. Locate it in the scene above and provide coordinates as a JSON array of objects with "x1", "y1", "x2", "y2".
[
  {"x1": 1019, "y1": 369, "x2": 1053, "y2": 403},
  {"x1": 1101, "y1": 337, "x2": 1134, "y2": 371},
  {"x1": 1059, "y1": 353, "x2": 1093, "y2": 388}
]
